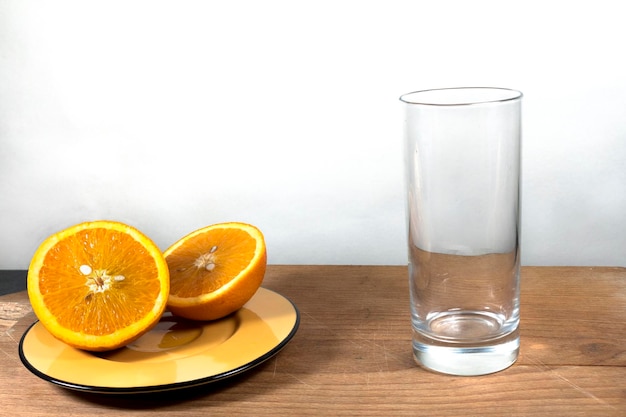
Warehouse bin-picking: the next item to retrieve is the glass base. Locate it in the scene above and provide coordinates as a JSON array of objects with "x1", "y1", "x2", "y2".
[{"x1": 412, "y1": 329, "x2": 519, "y2": 376}]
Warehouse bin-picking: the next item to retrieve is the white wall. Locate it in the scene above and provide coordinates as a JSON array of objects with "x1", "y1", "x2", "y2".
[{"x1": 1, "y1": 0, "x2": 625, "y2": 269}]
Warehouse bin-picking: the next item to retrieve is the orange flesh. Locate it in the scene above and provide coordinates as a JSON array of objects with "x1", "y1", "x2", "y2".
[
  {"x1": 37, "y1": 228, "x2": 162, "y2": 336},
  {"x1": 166, "y1": 228, "x2": 256, "y2": 298}
]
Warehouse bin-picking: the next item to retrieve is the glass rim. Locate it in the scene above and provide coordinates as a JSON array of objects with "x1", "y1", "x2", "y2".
[{"x1": 399, "y1": 87, "x2": 522, "y2": 106}]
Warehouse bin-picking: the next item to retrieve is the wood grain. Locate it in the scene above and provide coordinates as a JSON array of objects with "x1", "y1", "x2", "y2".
[{"x1": 1, "y1": 266, "x2": 625, "y2": 416}]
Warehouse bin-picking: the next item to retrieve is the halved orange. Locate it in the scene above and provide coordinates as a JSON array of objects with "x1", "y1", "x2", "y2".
[
  {"x1": 27, "y1": 221, "x2": 170, "y2": 351},
  {"x1": 164, "y1": 222, "x2": 267, "y2": 321}
]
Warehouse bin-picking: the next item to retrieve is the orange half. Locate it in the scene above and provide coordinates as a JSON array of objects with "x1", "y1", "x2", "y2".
[
  {"x1": 164, "y1": 222, "x2": 267, "y2": 321},
  {"x1": 27, "y1": 221, "x2": 170, "y2": 351}
]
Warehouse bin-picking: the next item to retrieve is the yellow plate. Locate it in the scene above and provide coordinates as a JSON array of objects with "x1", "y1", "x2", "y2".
[{"x1": 19, "y1": 288, "x2": 299, "y2": 394}]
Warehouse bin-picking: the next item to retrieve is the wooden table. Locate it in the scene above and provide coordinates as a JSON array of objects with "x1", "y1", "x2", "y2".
[{"x1": 1, "y1": 266, "x2": 625, "y2": 416}]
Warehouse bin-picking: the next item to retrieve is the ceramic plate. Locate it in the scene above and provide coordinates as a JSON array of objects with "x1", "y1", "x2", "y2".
[{"x1": 19, "y1": 288, "x2": 299, "y2": 394}]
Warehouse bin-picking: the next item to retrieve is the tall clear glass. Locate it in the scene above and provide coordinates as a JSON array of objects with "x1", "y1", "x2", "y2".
[{"x1": 401, "y1": 87, "x2": 522, "y2": 376}]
